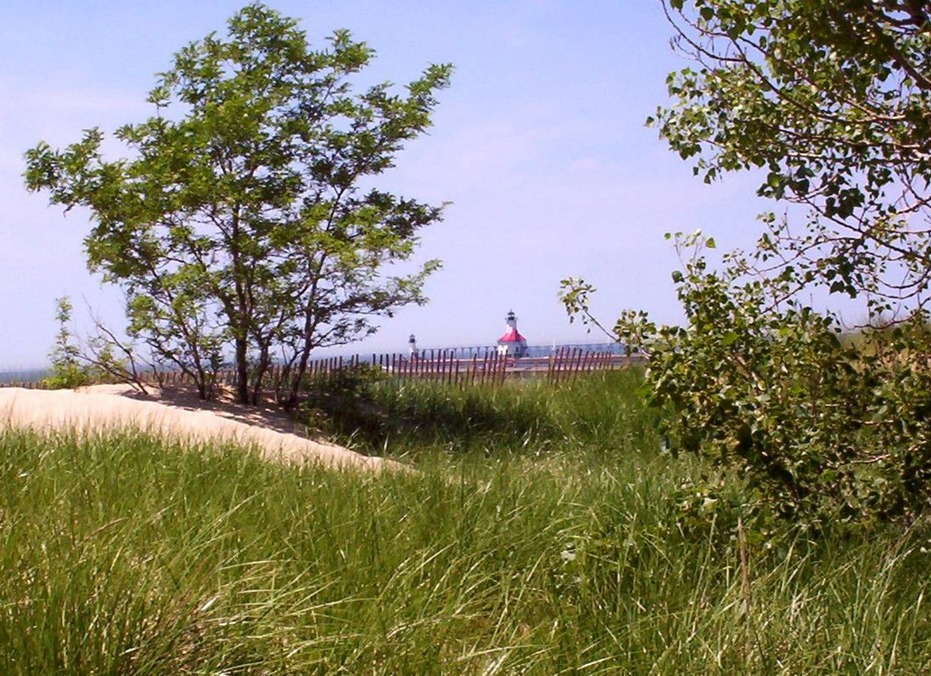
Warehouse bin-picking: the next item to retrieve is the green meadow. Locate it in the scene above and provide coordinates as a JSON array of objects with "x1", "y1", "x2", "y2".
[{"x1": 2, "y1": 370, "x2": 930, "y2": 673}]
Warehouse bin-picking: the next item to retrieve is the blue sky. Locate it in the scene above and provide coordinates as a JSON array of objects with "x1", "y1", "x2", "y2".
[{"x1": 1, "y1": 1, "x2": 778, "y2": 368}]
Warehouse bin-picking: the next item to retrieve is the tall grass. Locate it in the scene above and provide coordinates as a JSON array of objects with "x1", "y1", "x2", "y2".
[
  {"x1": 303, "y1": 368, "x2": 663, "y2": 461},
  {"x1": 2, "y1": 408, "x2": 931, "y2": 671}
]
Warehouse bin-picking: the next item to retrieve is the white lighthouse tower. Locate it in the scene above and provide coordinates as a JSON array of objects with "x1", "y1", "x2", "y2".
[{"x1": 496, "y1": 310, "x2": 528, "y2": 358}]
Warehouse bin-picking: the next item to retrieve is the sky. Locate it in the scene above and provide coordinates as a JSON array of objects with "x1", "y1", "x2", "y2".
[{"x1": 0, "y1": 0, "x2": 779, "y2": 369}]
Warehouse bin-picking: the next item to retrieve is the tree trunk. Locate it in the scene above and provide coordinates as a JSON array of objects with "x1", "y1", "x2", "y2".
[
  {"x1": 289, "y1": 345, "x2": 311, "y2": 407},
  {"x1": 288, "y1": 306, "x2": 318, "y2": 405},
  {"x1": 235, "y1": 335, "x2": 249, "y2": 405},
  {"x1": 250, "y1": 344, "x2": 270, "y2": 406}
]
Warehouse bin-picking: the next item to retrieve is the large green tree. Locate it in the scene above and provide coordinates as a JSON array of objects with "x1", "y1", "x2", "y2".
[
  {"x1": 564, "y1": 1, "x2": 931, "y2": 525},
  {"x1": 655, "y1": 0, "x2": 931, "y2": 310},
  {"x1": 25, "y1": 3, "x2": 451, "y2": 404}
]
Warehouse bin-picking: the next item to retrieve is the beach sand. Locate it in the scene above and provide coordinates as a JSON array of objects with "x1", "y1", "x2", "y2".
[{"x1": 0, "y1": 383, "x2": 404, "y2": 473}]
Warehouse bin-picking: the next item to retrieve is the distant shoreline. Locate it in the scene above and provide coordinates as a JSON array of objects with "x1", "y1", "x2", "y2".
[{"x1": 0, "y1": 368, "x2": 48, "y2": 385}]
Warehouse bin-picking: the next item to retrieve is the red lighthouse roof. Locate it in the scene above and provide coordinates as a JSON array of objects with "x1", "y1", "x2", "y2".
[{"x1": 498, "y1": 327, "x2": 527, "y2": 343}]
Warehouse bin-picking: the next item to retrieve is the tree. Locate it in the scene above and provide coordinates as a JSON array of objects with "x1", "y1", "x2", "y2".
[
  {"x1": 654, "y1": 0, "x2": 931, "y2": 313},
  {"x1": 562, "y1": 1, "x2": 931, "y2": 526},
  {"x1": 43, "y1": 296, "x2": 93, "y2": 389},
  {"x1": 25, "y1": 3, "x2": 451, "y2": 404}
]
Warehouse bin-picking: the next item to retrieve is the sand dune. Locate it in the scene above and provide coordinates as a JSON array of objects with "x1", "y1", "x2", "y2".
[{"x1": 0, "y1": 384, "x2": 402, "y2": 472}]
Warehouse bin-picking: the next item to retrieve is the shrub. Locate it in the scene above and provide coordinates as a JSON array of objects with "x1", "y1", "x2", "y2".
[
  {"x1": 567, "y1": 233, "x2": 931, "y2": 530},
  {"x1": 43, "y1": 297, "x2": 94, "y2": 389}
]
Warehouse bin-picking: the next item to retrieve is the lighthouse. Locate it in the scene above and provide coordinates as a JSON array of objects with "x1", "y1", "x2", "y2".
[{"x1": 496, "y1": 310, "x2": 528, "y2": 358}]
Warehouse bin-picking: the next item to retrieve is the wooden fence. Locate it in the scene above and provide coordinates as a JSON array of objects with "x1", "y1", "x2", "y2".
[
  {"x1": 0, "y1": 380, "x2": 49, "y2": 390},
  {"x1": 0, "y1": 347, "x2": 645, "y2": 391},
  {"x1": 151, "y1": 347, "x2": 642, "y2": 387}
]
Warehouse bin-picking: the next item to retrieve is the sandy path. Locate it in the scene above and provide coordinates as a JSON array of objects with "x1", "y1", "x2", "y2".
[{"x1": 0, "y1": 384, "x2": 403, "y2": 473}]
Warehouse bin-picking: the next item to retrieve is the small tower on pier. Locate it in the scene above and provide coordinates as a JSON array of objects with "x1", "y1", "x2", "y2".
[
  {"x1": 496, "y1": 310, "x2": 528, "y2": 357},
  {"x1": 408, "y1": 333, "x2": 419, "y2": 359}
]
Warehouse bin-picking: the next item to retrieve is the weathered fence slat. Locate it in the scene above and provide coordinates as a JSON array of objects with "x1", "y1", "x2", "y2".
[{"x1": 2, "y1": 346, "x2": 642, "y2": 392}]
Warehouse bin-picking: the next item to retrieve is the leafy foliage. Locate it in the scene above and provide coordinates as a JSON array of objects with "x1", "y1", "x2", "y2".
[
  {"x1": 25, "y1": 3, "x2": 451, "y2": 404},
  {"x1": 655, "y1": 0, "x2": 931, "y2": 311},
  {"x1": 43, "y1": 297, "x2": 94, "y2": 389},
  {"x1": 566, "y1": 234, "x2": 931, "y2": 528},
  {"x1": 558, "y1": 0, "x2": 931, "y2": 529}
]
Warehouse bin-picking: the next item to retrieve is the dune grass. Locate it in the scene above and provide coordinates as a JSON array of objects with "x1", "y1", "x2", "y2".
[
  {"x1": 2, "y1": 371, "x2": 931, "y2": 672},
  {"x1": 301, "y1": 368, "x2": 662, "y2": 460}
]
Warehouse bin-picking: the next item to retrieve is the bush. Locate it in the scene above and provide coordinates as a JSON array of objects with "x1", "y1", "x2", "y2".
[
  {"x1": 43, "y1": 297, "x2": 95, "y2": 389},
  {"x1": 568, "y1": 233, "x2": 931, "y2": 530}
]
